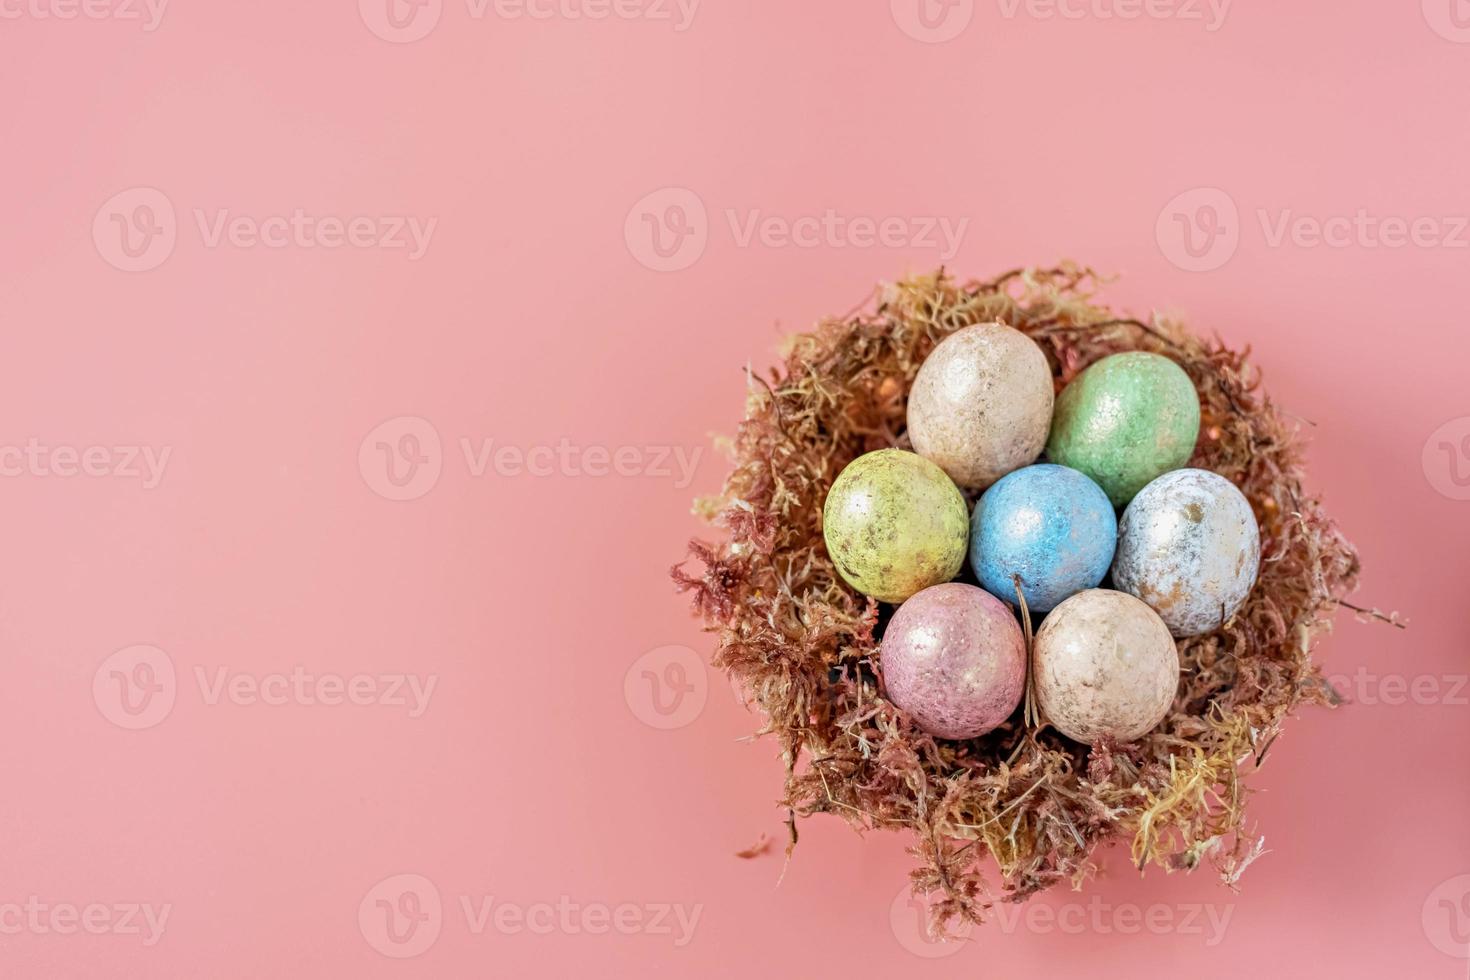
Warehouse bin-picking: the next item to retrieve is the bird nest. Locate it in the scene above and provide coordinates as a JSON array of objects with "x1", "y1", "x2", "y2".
[{"x1": 671, "y1": 265, "x2": 1365, "y2": 936}]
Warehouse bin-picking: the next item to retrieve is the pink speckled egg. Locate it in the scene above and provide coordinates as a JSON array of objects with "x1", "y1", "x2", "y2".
[
  {"x1": 880, "y1": 583, "x2": 1027, "y2": 740},
  {"x1": 1032, "y1": 589, "x2": 1179, "y2": 744},
  {"x1": 907, "y1": 322, "x2": 1054, "y2": 490}
]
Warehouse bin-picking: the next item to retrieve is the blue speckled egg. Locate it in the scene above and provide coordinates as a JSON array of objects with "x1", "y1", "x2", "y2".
[{"x1": 971, "y1": 464, "x2": 1117, "y2": 613}]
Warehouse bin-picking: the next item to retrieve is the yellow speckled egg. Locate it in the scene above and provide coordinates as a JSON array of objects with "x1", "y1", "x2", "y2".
[
  {"x1": 822, "y1": 449, "x2": 969, "y2": 603},
  {"x1": 907, "y1": 322, "x2": 1054, "y2": 490}
]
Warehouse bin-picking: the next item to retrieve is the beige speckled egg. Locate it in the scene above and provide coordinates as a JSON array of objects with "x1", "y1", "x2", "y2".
[
  {"x1": 1033, "y1": 589, "x2": 1179, "y2": 744},
  {"x1": 907, "y1": 322, "x2": 1054, "y2": 491}
]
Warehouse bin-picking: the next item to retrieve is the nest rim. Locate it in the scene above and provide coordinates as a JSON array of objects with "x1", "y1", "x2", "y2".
[{"x1": 673, "y1": 264, "x2": 1362, "y2": 935}]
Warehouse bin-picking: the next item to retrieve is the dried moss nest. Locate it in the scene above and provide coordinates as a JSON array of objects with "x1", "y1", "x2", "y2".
[{"x1": 672, "y1": 265, "x2": 1365, "y2": 936}]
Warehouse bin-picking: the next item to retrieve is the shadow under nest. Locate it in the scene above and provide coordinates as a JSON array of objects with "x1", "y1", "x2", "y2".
[{"x1": 672, "y1": 264, "x2": 1362, "y2": 936}]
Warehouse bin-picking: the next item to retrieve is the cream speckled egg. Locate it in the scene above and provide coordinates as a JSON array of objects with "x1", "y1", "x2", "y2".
[
  {"x1": 906, "y1": 322, "x2": 1054, "y2": 490},
  {"x1": 1033, "y1": 589, "x2": 1179, "y2": 744},
  {"x1": 1111, "y1": 469, "x2": 1261, "y2": 638}
]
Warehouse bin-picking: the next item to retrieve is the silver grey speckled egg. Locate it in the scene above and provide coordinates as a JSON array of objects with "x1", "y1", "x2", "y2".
[{"x1": 1111, "y1": 468, "x2": 1261, "y2": 638}]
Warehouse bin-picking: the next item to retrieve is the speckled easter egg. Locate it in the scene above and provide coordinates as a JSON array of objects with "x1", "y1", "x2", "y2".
[
  {"x1": 970, "y1": 464, "x2": 1116, "y2": 614},
  {"x1": 881, "y1": 583, "x2": 1027, "y2": 739},
  {"x1": 822, "y1": 449, "x2": 969, "y2": 603},
  {"x1": 907, "y1": 322, "x2": 1054, "y2": 491},
  {"x1": 1033, "y1": 589, "x2": 1179, "y2": 744},
  {"x1": 1111, "y1": 468, "x2": 1261, "y2": 638},
  {"x1": 1045, "y1": 351, "x2": 1201, "y2": 507}
]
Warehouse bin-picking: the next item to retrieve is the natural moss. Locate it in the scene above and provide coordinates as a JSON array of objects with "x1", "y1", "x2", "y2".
[{"x1": 672, "y1": 265, "x2": 1377, "y2": 938}]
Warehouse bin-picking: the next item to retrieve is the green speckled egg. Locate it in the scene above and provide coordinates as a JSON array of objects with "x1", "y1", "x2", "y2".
[
  {"x1": 822, "y1": 449, "x2": 969, "y2": 603},
  {"x1": 1045, "y1": 352, "x2": 1201, "y2": 507}
]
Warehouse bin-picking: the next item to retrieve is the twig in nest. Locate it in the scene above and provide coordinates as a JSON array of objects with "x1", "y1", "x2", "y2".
[
  {"x1": 1334, "y1": 599, "x2": 1407, "y2": 629},
  {"x1": 1014, "y1": 575, "x2": 1040, "y2": 732}
]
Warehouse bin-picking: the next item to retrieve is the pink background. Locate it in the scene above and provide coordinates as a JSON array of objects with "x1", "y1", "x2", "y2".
[{"x1": 3, "y1": 1, "x2": 1468, "y2": 976}]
